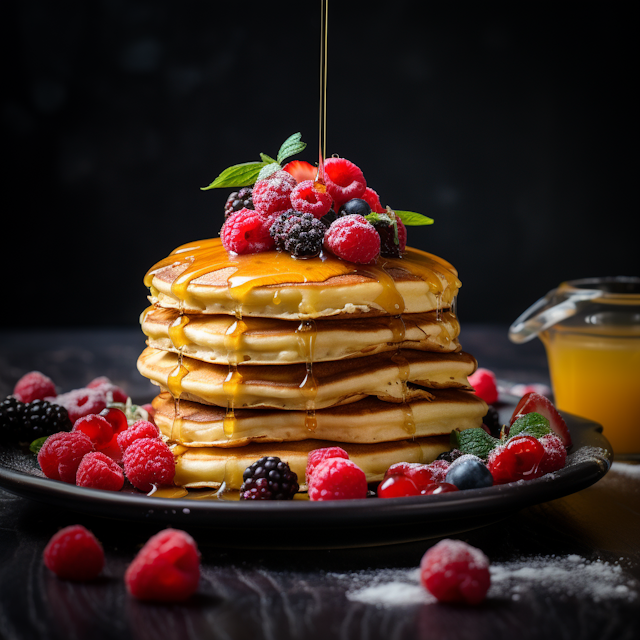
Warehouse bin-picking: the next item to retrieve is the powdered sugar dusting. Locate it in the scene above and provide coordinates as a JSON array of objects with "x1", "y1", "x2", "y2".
[
  {"x1": 343, "y1": 554, "x2": 638, "y2": 607},
  {"x1": 610, "y1": 461, "x2": 640, "y2": 478}
]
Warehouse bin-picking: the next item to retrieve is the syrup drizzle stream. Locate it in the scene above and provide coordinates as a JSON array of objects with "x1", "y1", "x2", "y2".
[{"x1": 315, "y1": 0, "x2": 329, "y2": 188}]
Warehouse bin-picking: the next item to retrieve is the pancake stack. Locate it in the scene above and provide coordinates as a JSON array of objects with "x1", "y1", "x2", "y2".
[{"x1": 138, "y1": 237, "x2": 487, "y2": 491}]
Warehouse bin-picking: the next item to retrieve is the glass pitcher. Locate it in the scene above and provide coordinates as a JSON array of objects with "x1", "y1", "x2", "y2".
[{"x1": 509, "y1": 276, "x2": 640, "y2": 456}]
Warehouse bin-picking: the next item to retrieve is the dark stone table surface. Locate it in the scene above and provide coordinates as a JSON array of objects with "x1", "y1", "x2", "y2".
[{"x1": 0, "y1": 326, "x2": 638, "y2": 640}]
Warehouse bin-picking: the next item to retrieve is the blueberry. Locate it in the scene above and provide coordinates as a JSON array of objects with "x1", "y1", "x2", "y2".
[
  {"x1": 445, "y1": 458, "x2": 493, "y2": 490},
  {"x1": 339, "y1": 198, "x2": 371, "y2": 217}
]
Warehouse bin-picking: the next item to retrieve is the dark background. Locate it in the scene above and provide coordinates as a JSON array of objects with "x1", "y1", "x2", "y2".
[{"x1": 3, "y1": 0, "x2": 637, "y2": 329}]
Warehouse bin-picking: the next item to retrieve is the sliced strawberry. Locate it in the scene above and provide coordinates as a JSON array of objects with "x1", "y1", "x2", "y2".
[
  {"x1": 510, "y1": 392, "x2": 572, "y2": 449},
  {"x1": 282, "y1": 160, "x2": 317, "y2": 184}
]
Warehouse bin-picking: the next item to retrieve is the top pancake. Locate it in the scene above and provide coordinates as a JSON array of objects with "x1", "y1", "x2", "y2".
[{"x1": 144, "y1": 238, "x2": 461, "y2": 320}]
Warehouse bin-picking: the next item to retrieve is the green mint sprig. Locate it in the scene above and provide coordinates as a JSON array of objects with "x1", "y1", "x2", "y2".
[
  {"x1": 505, "y1": 412, "x2": 551, "y2": 440},
  {"x1": 393, "y1": 210, "x2": 434, "y2": 226},
  {"x1": 450, "y1": 428, "x2": 499, "y2": 460},
  {"x1": 201, "y1": 132, "x2": 307, "y2": 190}
]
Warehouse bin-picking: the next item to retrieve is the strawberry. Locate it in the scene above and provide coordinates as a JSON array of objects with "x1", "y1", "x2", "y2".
[
  {"x1": 282, "y1": 160, "x2": 317, "y2": 184},
  {"x1": 510, "y1": 392, "x2": 572, "y2": 449}
]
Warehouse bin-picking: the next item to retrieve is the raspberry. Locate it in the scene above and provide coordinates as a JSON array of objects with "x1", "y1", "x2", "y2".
[
  {"x1": 221, "y1": 208, "x2": 276, "y2": 255},
  {"x1": 123, "y1": 437, "x2": 175, "y2": 492},
  {"x1": 13, "y1": 371, "x2": 57, "y2": 403},
  {"x1": 305, "y1": 446, "x2": 349, "y2": 485},
  {"x1": 265, "y1": 169, "x2": 298, "y2": 189},
  {"x1": 38, "y1": 431, "x2": 94, "y2": 483},
  {"x1": 252, "y1": 175, "x2": 294, "y2": 216},
  {"x1": 87, "y1": 376, "x2": 128, "y2": 403},
  {"x1": 290, "y1": 180, "x2": 333, "y2": 219},
  {"x1": 323, "y1": 215, "x2": 380, "y2": 264},
  {"x1": 224, "y1": 187, "x2": 254, "y2": 218},
  {"x1": 53, "y1": 388, "x2": 108, "y2": 424},
  {"x1": 282, "y1": 160, "x2": 317, "y2": 183},
  {"x1": 324, "y1": 157, "x2": 367, "y2": 209},
  {"x1": 76, "y1": 451, "x2": 125, "y2": 491},
  {"x1": 117, "y1": 419, "x2": 160, "y2": 454},
  {"x1": 426, "y1": 459, "x2": 450, "y2": 483},
  {"x1": 377, "y1": 474, "x2": 420, "y2": 498},
  {"x1": 270, "y1": 210, "x2": 326, "y2": 257},
  {"x1": 420, "y1": 539, "x2": 491, "y2": 605},
  {"x1": 141, "y1": 403, "x2": 156, "y2": 423},
  {"x1": 72, "y1": 414, "x2": 114, "y2": 450},
  {"x1": 361, "y1": 187, "x2": 386, "y2": 214},
  {"x1": 240, "y1": 456, "x2": 299, "y2": 500},
  {"x1": 538, "y1": 433, "x2": 567, "y2": 474},
  {"x1": 308, "y1": 457, "x2": 368, "y2": 501},
  {"x1": 43, "y1": 525, "x2": 104, "y2": 581},
  {"x1": 468, "y1": 368, "x2": 499, "y2": 405},
  {"x1": 125, "y1": 529, "x2": 200, "y2": 602}
]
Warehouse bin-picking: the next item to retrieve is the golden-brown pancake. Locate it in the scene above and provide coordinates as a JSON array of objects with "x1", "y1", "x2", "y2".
[
  {"x1": 140, "y1": 307, "x2": 461, "y2": 365},
  {"x1": 144, "y1": 238, "x2": 461, "y2": 319},
  {"x1": 138, "y1": 347, "x2": 478, "y2": 410},
  {"x1": 153, "y1": 388, "x2": 487, "y2": 447},
  {"x1": 171, "y1": 436, "x2": 452, "y2": 490}
]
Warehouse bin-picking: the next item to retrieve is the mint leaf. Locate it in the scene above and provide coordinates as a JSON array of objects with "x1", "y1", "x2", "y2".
[
  {"x1": 277, "y1": 132, "x2": 307, "y2": 165},
  {"x1": 30, "y1": 436, "x2": 48, "y2": 454},
  {"x1": 256, "y1": 162, "x2": 282, "y2": 182},
  {"x1": 365, "y1": 212, "x2": 393, "y2": 225},
  {"x1": 451, "y1": 428, "x2": 499, "y2": 460},
  {"x1": 393, "y1": 210, "x2": 435, "y2": 226},
  {"x1": 201, "y1": 162, "x2": 269, "y2": 190},
  {"x1": 507, "y1": 413, "x2": 551, "y2": 440},
  {"x1": 260, "y1": 153, "x2": 277, "y2": 164}
]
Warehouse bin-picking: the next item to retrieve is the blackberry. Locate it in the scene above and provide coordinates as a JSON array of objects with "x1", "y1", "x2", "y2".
[
  {"x1": 270, "y1": 210, "x2": 326, "y2": 258},
  {"x1": 436, "y1": 448, "x2": 465, "y2": 464},
  {"x1": 0, "y1": 396, "x2": 26, "y2": 443},
  {"x1": 240, "y1": 456, "x2": 299, "y2": 500},
  {"x1": 224, "y1": 187, "x2": 254, "y2": 218},
  {"x1": 373, "y1": 218, "x2": 402, "y2": 258},
  {"x1": 482, "y1": 405, "x2": 502, "y2": 438},
  {"x1": 0, "y1": 397, "x2": 72, "y2": 444}
]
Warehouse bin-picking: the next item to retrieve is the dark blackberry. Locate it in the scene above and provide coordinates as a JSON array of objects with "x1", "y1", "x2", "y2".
[
  {"x1": 240, "y1": 456, "x2": 299, "y2": 500},
  {"x1": 373, "y1": 218, "x2": 401, "y2": 258},
  {"x1": 3, "y1": 399, "x2": 73, "y2": 444},
  {"x1": 224, "y1": 187, "x2": 254, "y2": 218},
  {"x1": 436, "y1": 448, "x2": 464, "y2": 464},
  {"x1": 338, "y1": 198, "x2": 371, "y2": 217},
  {"x1": 482, "y1": 405, "x2": 502, "y2": 438},
  {"x1": 0, "y1": 396, "x2": 26, "y2": 443},
  {"x1": 270, "y1": 210, "x2": 326, "y2": 258}
]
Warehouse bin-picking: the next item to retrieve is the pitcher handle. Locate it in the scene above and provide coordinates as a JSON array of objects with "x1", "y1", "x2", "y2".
[{"x1": 508, "y1": 287, "x2": 601, "y2": 344}]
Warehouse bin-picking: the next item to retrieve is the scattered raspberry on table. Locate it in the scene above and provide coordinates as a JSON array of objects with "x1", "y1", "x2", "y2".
[{"x1": 43, "y1": 525, "x2": 104, "y2": 581}]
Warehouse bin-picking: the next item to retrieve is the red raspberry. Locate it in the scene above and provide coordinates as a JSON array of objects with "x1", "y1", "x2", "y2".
[
  {"x1": 125, "y1": 529, "x2": 200, "y2": 602},
  {"x1": 72, "y1": 414, "x2": 114, "y2": 449},
  {"x1": 324, "y1": 157, "x2": 367, "y2": 209},
  {"x1": 361, "y1": 187, "x2": 386, "y2": 214},
  {"x1": 384, "y1": 462, "x2": 435, "y2": 491},
  {"x1": 421, "y1": 482, "x2": 459, "y2": 495},
  {"x1": 141, "y1": 403, "x2": 156, "y2": 423},
  {"x1": 265, "y1": 169, "x2": 297, "y2": 189},
  {"x1": 396, "y1": 217, "x2": 407, "y2": 252},
  {"x1": 53, "y1": 388, "x2": 108, "y2": 423},
  {"x1": 426, "y1": 459, "x2": 450, "y2": 483},
  {"x1": 252, "y1": 175, "x2": 294, "y2": 216},
  {"x1": 468, "y1": 368, "x2": 499, "y2": 404},
  {"x1": 76, "y1": 451, "x2": 125, "y2": 491},
  {"x1": 123, "y1": 437, "x2": 175, "y2": 492},
  {"x1": 221, "y1": 208, "x2": 276, "y2": 255},
  {"x1": 87, "y1": 376, "x2": 128, "y2": 403},
  {"x1": 117, "y1": 419, "x2": 160, "y2": 454},
  {"x1": 290, "y1": 180, "x2": 333, "y2": 219},
  {"x1": 43, "y1": 525, "x2": 104, "y2": 581},
  {"x1": 305, "y1": 446, "x2": 349, "y2": 484},
  {"x1": 283, "y1": 160, "x2": 317, "y2": 183},
  {"x1": 487, "y1": 435, "x2": 545, "y2": 484},
  {"x1": 537, "y1": 433, "x2": 567, "y2": 475},
  {"x1": 323, "y1": 215, "x2": 380, "y2": 264},
  {"x1": 13, "y1": 371, "x2": 57, "y2": 403},
  {"x1": 377, "y1": 474, "x2": 421, "y2": 498},
  {"x1": 420, "y1": 539, "x2": 491, "y2": 605},
  {"x1": 308, "y1": 457, "x2": 368, "y2": 501},
  {"x1": 38, "y1": 431, "x2": 94, "y2": 483}
]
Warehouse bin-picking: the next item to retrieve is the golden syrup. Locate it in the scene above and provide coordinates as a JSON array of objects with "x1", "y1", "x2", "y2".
[
  {"x1": 222, "y1": 311, "x2": 247, "y2": 438},
  {"x1": 315, "y1": 0, "x2": 329, "y2": 187},
  {"x1": 147, "y1": 485, "x2": 189, "y2": 499},
  {"x1": 388, "y1": 314, "x2": 406, "y2": 344},
  {"x1": 296, "y1": 319, "x2": 319, "y2": 431},
  {"x1": 168, "y1": 314, "x2": 191, "y2": 349},
  {"x1": 217, "y1": 460, "x2": 245, "y2": 500}
]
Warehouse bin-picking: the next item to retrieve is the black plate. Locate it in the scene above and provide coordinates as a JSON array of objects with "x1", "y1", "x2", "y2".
[{"x1": 0, "y1": 411, "x2": 612, "y2": 549}]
